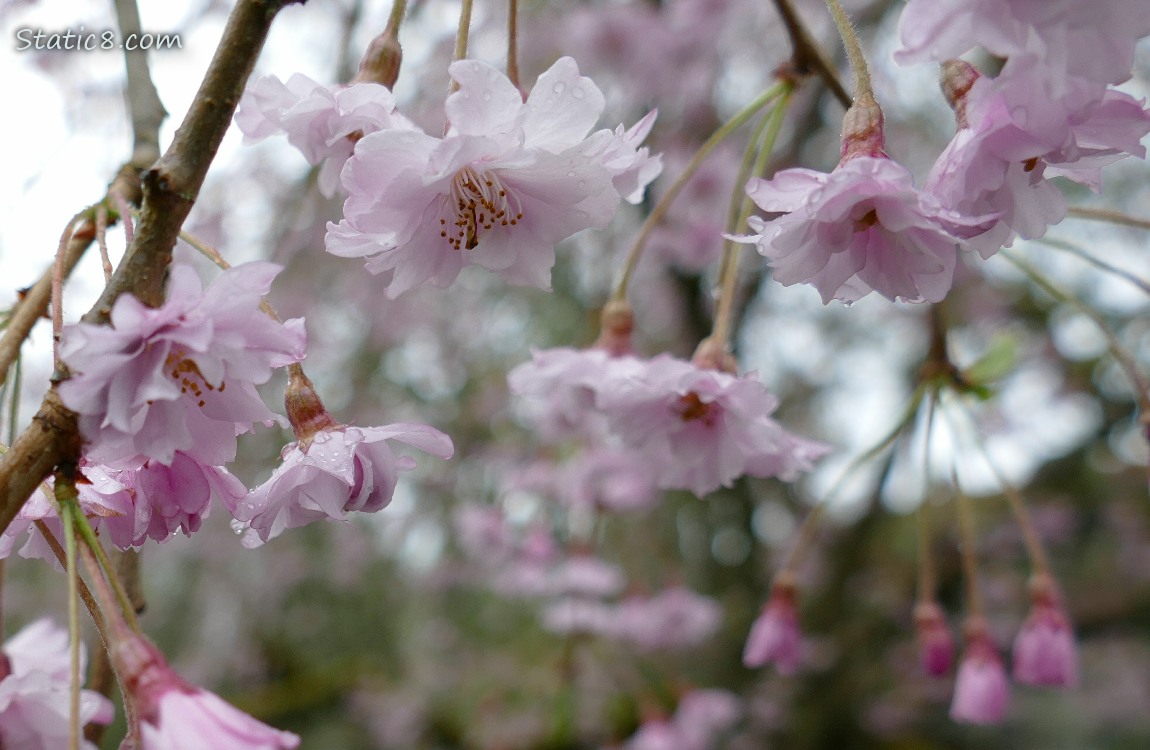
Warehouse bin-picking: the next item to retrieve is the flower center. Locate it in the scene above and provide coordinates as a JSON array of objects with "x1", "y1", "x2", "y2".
[
  {"x1": 439, "y1": 166, "x2": 523, "y2": 251},
  {"x1": 165, "y1": 351, "x2": 224, "y2": 408},
  {"x1": 853, "y1": 208, "x2": 880, "y2": 232},
  {"x1": 675, "y1": 392, "x2": 717, "y2": 426}
]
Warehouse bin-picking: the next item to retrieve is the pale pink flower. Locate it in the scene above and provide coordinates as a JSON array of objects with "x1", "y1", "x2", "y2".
[
  {"x1": 914, "y1": 601, "x2": 955, "y2": 677},
  {"x1": 622, "y1": 720, "x2": 683, "y2": 750},
  {"x1": 743, "y1": 581, "x2": 802, "y2": 674},
  {"x1": 950, "y1": 619, "x2": 1011, "y2": 725},
  {"x1": 581, "y1": 109, "x2": 663, "y2": 203},
  {"x1": 115, "y1": 633, "x2": 298, "y2": 750},
  {"x1": 326, "y1": 57, "x2": 641, "y2": 296},
  {"x1": 545, "y1": 556, "x2": 626, "y2": 598},
  {"x1": 674, "y1": 690, "x2": 741, "y2": 747},
  {"x1": 614, "y1": 587, "x2": 722, "y2": 652},
  {"x1": 540, "y1": 597, "x2": 618, "y2": 637},
  {"x1": 235, "y1": 73, "x2": 414, "y2": 196},
  {"x1": 0, "y1": 619, "x2": 114, "y2": 750},
  {"x1": 895, "y1": 0, "x2": 1150, "y2": 86},
  {"x1": 1012, "y1": 578, "x2": 1078, "y2": 687},
  {"x1": 595, "y1": 355, "x2": 827, "y2": 497},
  {"x1": 743, "y1": 157, "x2": 995, "y2": 304},
  {"x1": 57, "y1": 262, "x2": 306, "y2": 467},
  {"x1": 560, "y1": 448, "x2": 659, "y2": 513},
  {"x1": 234, "y1": 423, "x2": 453, "y2": 547},
  {"x1": 453, "y1": 503, "x2": 515, "y2": 564},
  {"x1": 508, "y1": 347, "x2": 615, "y2": 441}
]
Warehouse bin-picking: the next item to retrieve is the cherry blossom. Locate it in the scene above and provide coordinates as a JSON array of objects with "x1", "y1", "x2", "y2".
[
  {"x1": 950, "y1": 619, "x2": 1011, "y2": 725},
  {"x1": 895, "y1": 0, "x2": 1150, "y2": 86},
  {"x1": 234, "y1": 423, "x2": 453, "y2": 548},
  {"x1": 57, "y1": 262, "x2": 306, "y2": 467},
  {"x1": 595, "y1": 354, "x2": 827, "y2": 497},
  {"x1": 235, "y1": 73, "x2": 414, "y2": 196},
  {"x1": 114, "y1": 633, "x2": 299, "y2": 750},
  {"x1": 0, "y1": 619, "x2": 114, "y2": 750},
  {"x1": 326, "y1": 57, "x2": 656, "y2": 297},
  {"x1": 1013, "y1": 577, "x2": 1078, "y2": 687},
  {"x1": 743, "y1": 581, "x2": 802, "y2": 674},
  {"x1": 914, "y1": 601, "x2": 955, "y2": 677}
]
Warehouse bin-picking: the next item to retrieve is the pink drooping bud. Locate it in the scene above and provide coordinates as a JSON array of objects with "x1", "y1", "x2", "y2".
[
  {"x1": 1012, "y1": 574, "x2": 1078, "y2": 688},
  {"x1": 113, "y1": 632, "x2": 300, "y2": 749},
  {"x1": 950, "y1": 616, "x2": 1011, "y2": 725},
  {"x1": 742, "y1": 574, "x2": 802, "y2": 674},
  {"x1": 914, "y1": 600, "x2": 955, "y2": 677},
  {"x1": 839, "y1": 92, "x2": 887, "y2": 163}
]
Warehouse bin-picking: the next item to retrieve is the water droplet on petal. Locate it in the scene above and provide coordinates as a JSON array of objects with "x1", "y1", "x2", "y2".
[
  {"x1": 552, "y1": 81, "x2": 566, "y2": 94},
  {"x1": 571, "y1": 86, "x2": 584, "y2": 99},
  {"x1": 482, "y1": 91, "x2": 492, "y2": 101},
  {"x1": 577, "y1": 180, "x2": 586, "y2": 189},
  {"x1": 567, "y1": 171, "x2": 576, "y2": 177}
]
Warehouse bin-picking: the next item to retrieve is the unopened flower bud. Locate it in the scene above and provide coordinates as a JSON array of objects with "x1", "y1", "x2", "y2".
[
  {"x1": 839, "y1": 92, "x2": 886, "y2": 162},
  {"x1": 1013, "y1": 573, "x2": 1078, "y2": 688},
  {"x1": 743, "y1": 573, "x2": 802, "y2": 674},
  {"x1": 352, "y1": 30, "x2": 403, "y2": 88},
  {"x1": 939, "y1": 59, "x2": 980, "y2": 129},
  {"x1": 950, "y1": 616, "x2": 1010, "y2": 725},
  {"x1": 595, "y1": 299, "x2": 635, "y2": 356},
  {"x1": 284, "y1": 365, "x2": 338, "y2": 444},
  {"x1": 914, "y1": 600, "x2": 954, "y2": 677}
]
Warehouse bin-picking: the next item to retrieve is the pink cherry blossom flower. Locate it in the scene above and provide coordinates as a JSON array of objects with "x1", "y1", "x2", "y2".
[
  {"x1": 560, "y1": 448, "x2": 659, "y2": 513},
  {"x1": 895, "y1": 0, "x2": 1150, "y2": 86},
  {"x1": 545, "y1": 555, "x2": 626, "y2": 598},
  {"x1": 743, "y1": 580, "x2": 802, "y2": 674},
  {"x1": 1012, "y1": 577, "x2": 1078, "y2": 687},
  {"x1": 581, "y1": 109, "x2": 663, "y2": 203},
  {"x1": 114, "y1": 633, "x2": 298, "y2": 750},
  {"x1": 234, "y1": 422, "x2": 453, "y2": 547},
  {"x1": 674, "y1": 689, "x2": 741, "y2": 748},
  {"x1": 327, "y1": 57, "x2": 650, "y2": 297},
  {"x1": 57, "y1": 262, "x2": 306, "y2": 467},
  {"x1": 743, "y1": 156, "x2": 996, "y2": 304},
  {"x1": 507, "y1": 347, "x2": 617, "y2": 442},
  {"x1": 235, "y1": 73, "x2": 414, "y2": 197},
  {"x1": 595, "y1": 354, "x2": 827, "y2": 497},
  {"x1": 950, "y1": 618, "x2": 1011, "y2": 725},
  {"x1": 914, "y1": 601, "x2": 955, "y2": 677},
  {"x1": 614, "y1": 587, "x2": 722, "y2": 651},
  {"x1": 0, "y1": 619, "x2": 114, "y2": 750}
]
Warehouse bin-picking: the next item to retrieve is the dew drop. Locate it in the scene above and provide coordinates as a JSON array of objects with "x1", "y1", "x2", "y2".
[
  {"x1": 482, "y1": 91, "x2": 492, "y2": 101},
  {"x1": 567, "y1": 171, "x2": 576, "y2": 177},
  {"x1": 570, "y1": 86, "x2": 584, "y2": 99},
  {"x1": 552, "y1": 81, "x2": 566, "y2": 94},
  {"x1": 577, "y1": 180, "x2": 586, "y2": 189}
]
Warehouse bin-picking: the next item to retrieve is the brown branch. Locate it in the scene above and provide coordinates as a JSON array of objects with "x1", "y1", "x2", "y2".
[
  {"x1": 1066, "y1": 206, "x2": 1150, "y2": 231},
  {"x1": 770, "y1": 0, "x2": 852, "y2": 108},
  {"x1": 113, "y1": 0, "x2": 167, "y2": 169},
  {"x1": 0, "y1": 0, "x2": 303, "y2": 536}
]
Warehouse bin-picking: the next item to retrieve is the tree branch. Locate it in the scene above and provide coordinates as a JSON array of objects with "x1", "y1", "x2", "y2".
[
  {"x1": 0, "y1": 0, "x2": 304, "y2": 536},
  {"x1": 113, "y1": 0, "x2": 168, "y2": 169},
  {"x1": 771, "y1": 0, "x2": 852, "y2": 108}
]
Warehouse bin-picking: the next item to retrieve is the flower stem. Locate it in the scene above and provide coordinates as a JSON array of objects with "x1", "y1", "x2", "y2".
[
  {"x1": 780, "y1": 383, "x2": 927, "y2": 575},
  {"x1": 57, "y1": 487, "x2": 82, "y2": 750},
  {"x1": 950, "y1": 463, "x2": 985, "y2": 619},
  {"x1": 611, "y1": 82, "x2": 789, "y2": 303},
  {"x1": 1002, "y1": 250, "x2": 1150, "y2": 415},
  {"x1": 70, "y1": 503, "x2": 142, "y2": 632},
  {"x1": 450, "y1": 0, "x2": 475, "y2": 91},
  {"x1": 915, "y1": 393, "x2": 938, "y2": 603},
  {"x1": 1066, "y1": 206, "x2": 1150, "y2": 231},
  {"x1": 712, "y1": 88, "x2": 792, "y2": 348},
  {"x1": 507, "y1": 0, "x2": 521, "y2": 91},
  {"x1": 824, "y1": 0, "x2": 872, "y2": 101}
]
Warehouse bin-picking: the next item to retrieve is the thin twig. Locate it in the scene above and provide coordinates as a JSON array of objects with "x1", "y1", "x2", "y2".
[
  {"x1": 770, "y1": 0, "x2": 851, "y2": 107},
  {"x1": 1067, "y1": 206, "x2": 1150, "y2": 232},
  {"x1": 507, "y1": 0, "x2": 520, "y2": 91},
  {"x1": 112, "y1": 0, "x2": 167, "y2": 169},
  {"x1": 1037, "y1": 236, "x2": 1150, "y2": 297}
]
